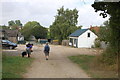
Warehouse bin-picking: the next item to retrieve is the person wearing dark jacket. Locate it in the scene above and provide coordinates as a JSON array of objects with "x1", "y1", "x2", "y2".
[
  {"x1": 44, "y1": 42, "x2": 50, "y2": 60},
  {"x1": 26, "y1": 43, "x2": 33, "y2": 57}
]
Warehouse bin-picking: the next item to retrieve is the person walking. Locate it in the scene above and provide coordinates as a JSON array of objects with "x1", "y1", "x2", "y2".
[{"x1": 44, "y1": 42, "x2": 50, "y2": 60}]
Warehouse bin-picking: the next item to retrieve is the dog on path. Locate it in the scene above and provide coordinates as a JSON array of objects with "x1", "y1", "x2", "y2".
[{"x1": 22, "y1": 51, "x2": 27, "y2": 57}]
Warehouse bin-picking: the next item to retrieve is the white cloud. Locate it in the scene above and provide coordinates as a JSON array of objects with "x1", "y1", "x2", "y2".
[
  {"x1": 77, "y1": 4, "x2": 109, "y2": 28},
  {"x1": 0, "y1": 0, "x2": 109, "y2": 28}
]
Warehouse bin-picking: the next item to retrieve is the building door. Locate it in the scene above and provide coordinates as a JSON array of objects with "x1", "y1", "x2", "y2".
[
  {"x1": 69, "y1": 38, "x2": 73, "y2": 46},
  {"x1": 74, "y1": 39, "x2": 78, "y2": 48}
]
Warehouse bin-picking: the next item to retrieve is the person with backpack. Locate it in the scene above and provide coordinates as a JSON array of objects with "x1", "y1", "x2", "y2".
[{"x1": 44, "y1": 42, "x2": 50, "y2": 60}]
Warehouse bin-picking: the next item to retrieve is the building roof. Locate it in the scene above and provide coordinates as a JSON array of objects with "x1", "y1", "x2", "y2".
[
  {"x1": 5, "y1": 30, "x2": 18, "y2": 37},
  {"x1": 89, "y1": 26, "x2": 100, "y2": 34},
  {"x1": 69, "y1": 29, "x2": 88, "y2": 37}
]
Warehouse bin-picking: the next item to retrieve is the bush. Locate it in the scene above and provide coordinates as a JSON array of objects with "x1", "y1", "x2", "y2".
[
  {"x1": 98, "y1": 46, "x2": 117, "y2": 65},
  {"x1": 94, "y1": 39, "x2": 101, "y2": 48}
]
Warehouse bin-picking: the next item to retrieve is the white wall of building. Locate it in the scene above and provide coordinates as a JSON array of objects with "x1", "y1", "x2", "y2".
[{"x1": 78, "y1": 30, "x2": 97, "y2": 48}]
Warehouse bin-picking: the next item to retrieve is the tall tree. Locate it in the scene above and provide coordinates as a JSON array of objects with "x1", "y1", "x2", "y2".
[
  {"x1": 8, "y1": 20, "x2": 15, "y2": 27},
  {"x1": 50, "y1": 6, "x2": 79, "y2": 44},
  {"x1": 92, "y1": 1, "x2": 120, "y2": 54},
  {"x1": 92, "y1": 1, "x2": 120, "y2": 68},
  {"x1": 8, "y1": 20, "x2": 22, "y2": 30},
  {"x1": 15, "y1": 20, "x2": 22, "y2": 27},
  {"x1": 21, "y1": 21, "x2": 47, "y2": 40}
]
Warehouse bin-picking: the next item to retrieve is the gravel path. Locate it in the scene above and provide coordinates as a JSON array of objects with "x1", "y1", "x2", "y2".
[{"x1": 21, "y1": 44, "x2": 101, "y2": 78}]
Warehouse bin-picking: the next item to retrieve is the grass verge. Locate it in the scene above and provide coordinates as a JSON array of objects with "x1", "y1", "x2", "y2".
[
  {"x1": 2, "y1": 54, "x2": 34, "y2": 78},
  {"x1": 68, "y1": 55, "x2": 118, "y2": 78}
]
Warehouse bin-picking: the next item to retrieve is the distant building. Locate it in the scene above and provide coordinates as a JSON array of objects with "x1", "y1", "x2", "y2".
[
  {"x1": 29, "y1": 35, "x2": 36, "y2": 41},
  {"x1": 89, "y1": 26, "x2": 100, "y2": 35},
  {"x1": 69, "y1": 29, "x2": 98, "y2": 48},
  {"x1": 0, "y1": 29, "x2": 24, "y2": 43},
  {"x1": 4, "y1": 29, "x2": 19, "y2": 43}
]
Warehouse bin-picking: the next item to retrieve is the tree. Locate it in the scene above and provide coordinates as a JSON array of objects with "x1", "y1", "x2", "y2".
[
  {"x1": 50, "y1": 6, "x2": 79, "y2": 44},
  {"x1": 8, "y1": 20, "x2": 22, "y2": 30},
  {"x1": 32, "y1": 26, "x2": 48, "y2": 39},
  {"x1": 98, "y1": 20, "x2": 110, "y2": 42},
  {"x1": 8, "y1": 20, "x2": 15, "y2": 26},
  {"x1": 0, "y1": 25, "x2": 9, "y2": 29},
  {"x1": 92, "y1": 1, "x2": 120, "y2": 66},
  {"x1": 21, "y1": 21, "x2": 47, "y2": 40},
  {"x1": 15, "y1": 20, "x2": 22, "y2": 27}
]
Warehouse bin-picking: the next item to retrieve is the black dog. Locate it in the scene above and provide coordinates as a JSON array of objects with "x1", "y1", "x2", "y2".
[{"x1": 22, "y1": 51, "x2": 27, "y2": 57}]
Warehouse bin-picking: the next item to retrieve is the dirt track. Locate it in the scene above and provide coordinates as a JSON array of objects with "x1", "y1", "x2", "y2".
[{"x1": 16, "y1": 44, "x2": 101, "y2": 78}]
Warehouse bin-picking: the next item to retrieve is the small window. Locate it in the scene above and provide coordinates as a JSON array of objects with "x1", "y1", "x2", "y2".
[{"x1": 88, "y1": 33, "x2": 90, "y2": 37}]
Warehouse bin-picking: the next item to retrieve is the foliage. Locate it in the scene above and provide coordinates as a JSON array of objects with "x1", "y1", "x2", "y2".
[
  {"x1": 50, "y1": 6, "x2": 80, "y2": 44},
  {"x1": 32, "y1": 25, "x2": 47, "y2": 39},
  {"x1": 69, "y1": 55, "x2": 117, "y2": 78},
  {"x1": 98, "y1": 20, "x2": 110, "y2": 42},
  {"x1": 94, "y1": 38, "x2": 101, "y2": 48},
  {"x1": 92, "y1": 2, "x2": 120, "y2": 52},
  {"x1": 0, "y1": 25, "x2": 9, "y2": 29},
  {"x1": 21, "y1": 21, "x2": 47, "y2": 40},
  {"x1": 8, "y1": 20, "x2": 22, "y2": 30},
  {"x1": 98, "y1": 46, "x2": 117, "y2": 65},
  {"x1": 2, "y1": 54, "x2": 34, "y2": 78},
  {"x1": 69, "y1": 55, "x2": 94, "y2": 77},
  {"x1": 92, "y1": 2, "x2": 120, "y2": 65},
  {"x1": 69, "y1": 55, "x2": 95, "y2": 70},
  {"x1": 47, "y1": 28, "x2": 50, "y2": 39}
]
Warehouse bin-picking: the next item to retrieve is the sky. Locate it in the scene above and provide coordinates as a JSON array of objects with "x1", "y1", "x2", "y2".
[{"x1": 0, "y1": 0, "x2": 109, "y2": 29}]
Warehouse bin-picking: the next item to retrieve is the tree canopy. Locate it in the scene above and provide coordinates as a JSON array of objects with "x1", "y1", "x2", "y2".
[
  {"x1": 98, "y1": 20, "x2": 110, "y2": 42},
  {"x1": 21, "y1": 21, "x2": 47, "y2": 40},
  {"x1": 8, "y1": 20, "x2": 22, "y2": 30},
  {"x1": 92, "y1": 2, "x2": 120, "y2": 53},
  {"x1": 92, "y1": 1, "x2": 120, "y2": 67},
  {"x1": 0, "y1": 25, "x2": 9, "y2": 29},
  {"x1": 50, "y1": 6, "x2": 80, "y2": 44}
]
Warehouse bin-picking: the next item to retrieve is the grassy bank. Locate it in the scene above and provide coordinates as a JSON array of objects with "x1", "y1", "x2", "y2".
[
  {"x1": 68, "y1": 55, "x2": 118, "y2": 78},
  {"x1": 2, "y1": 54, "x2": 34, "y2": 78}
]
